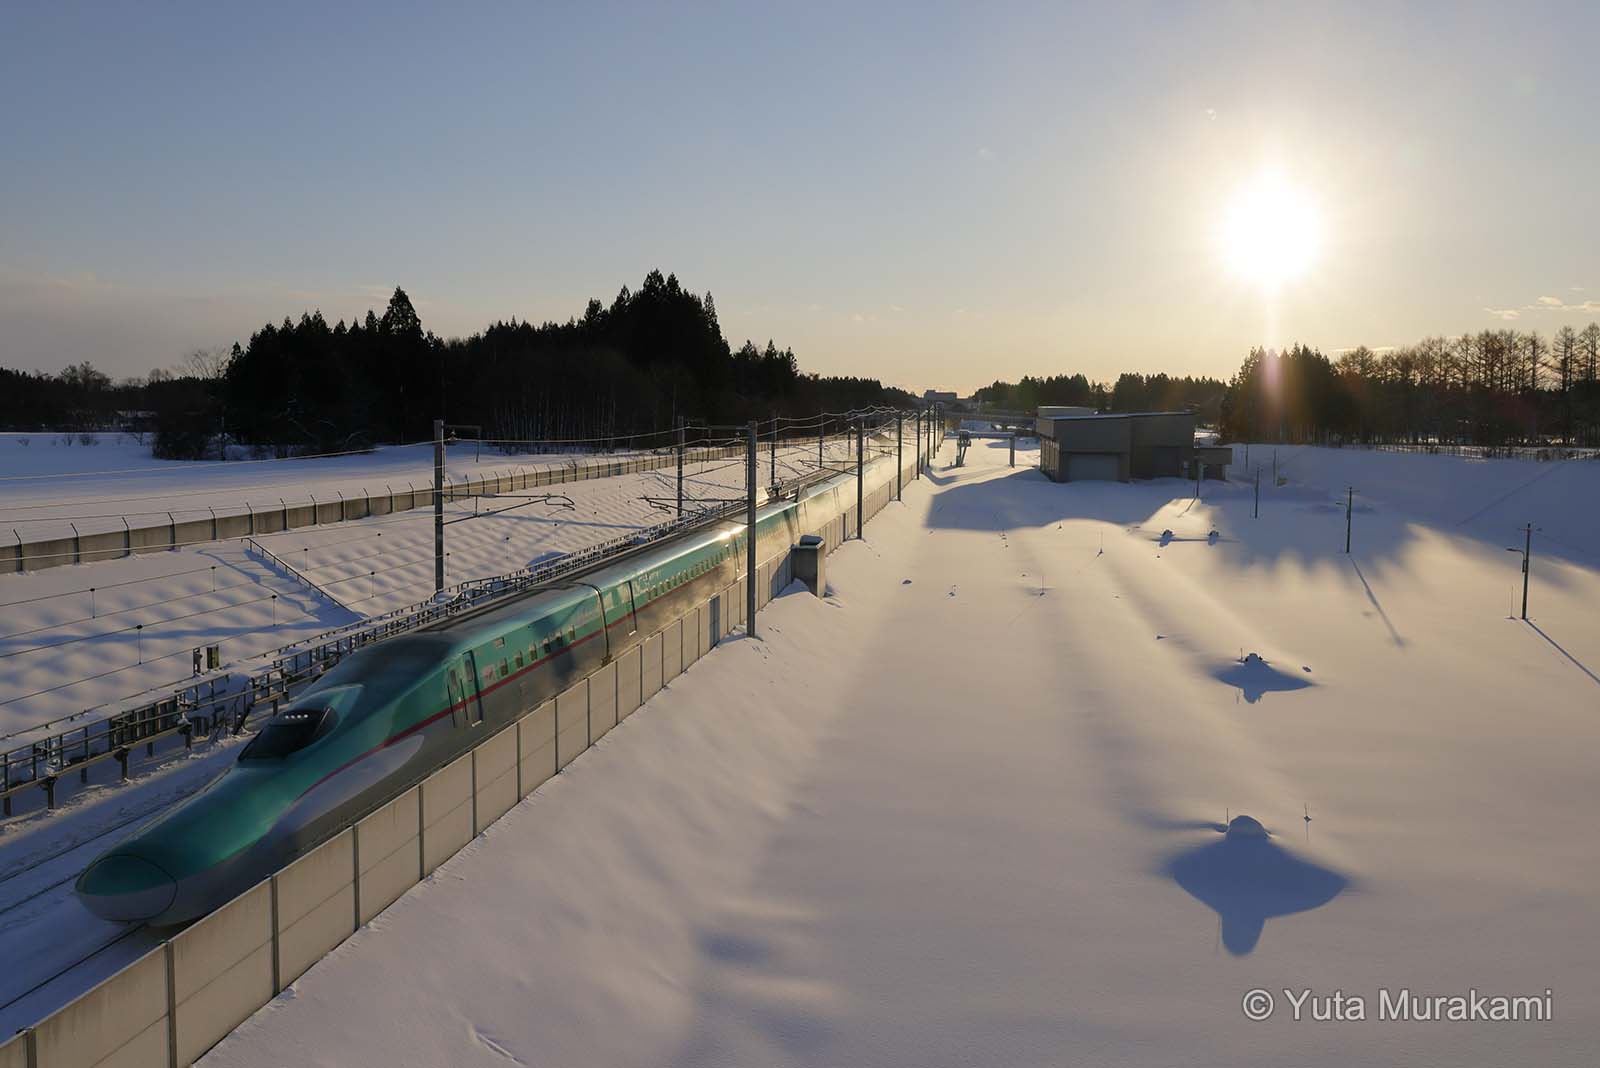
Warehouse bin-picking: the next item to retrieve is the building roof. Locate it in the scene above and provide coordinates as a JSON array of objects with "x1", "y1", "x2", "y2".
[{"x1": 1036, "y1": 410, "x2": 1192, "y2": 421}]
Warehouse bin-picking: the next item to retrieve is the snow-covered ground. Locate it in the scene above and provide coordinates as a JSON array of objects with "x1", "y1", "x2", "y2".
[
  {"x1": 201, "y1": 437, "x2": 1600, "y2": 1066},
  {"x1": 0, "y1": 434, "x2": 632, "y2": 540},
  {"x1": 0, "y1": 439, "x2": 864, "y2": 736}
]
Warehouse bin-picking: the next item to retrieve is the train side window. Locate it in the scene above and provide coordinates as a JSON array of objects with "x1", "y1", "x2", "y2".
[
  {"x1": 499, "y1": 658, "x2": 510, "y2": 677},
  {"x1": 567, "y1": 627, "x2": 576, "y2": 644},
  {"x1": 515, "y1": 652, "x2": 524, "y2": 669}
]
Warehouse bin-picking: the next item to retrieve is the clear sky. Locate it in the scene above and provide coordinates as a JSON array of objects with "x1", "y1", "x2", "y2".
[{"x1": 3, "y1": 1, "x2": 1597, "y2": 394}]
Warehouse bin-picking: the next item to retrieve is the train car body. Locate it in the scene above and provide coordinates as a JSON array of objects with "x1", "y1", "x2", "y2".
[{"x1": 76, "y1": 452, "x2": 899, "y2": 925}]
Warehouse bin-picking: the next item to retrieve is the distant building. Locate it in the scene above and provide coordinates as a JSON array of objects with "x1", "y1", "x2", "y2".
[
  {"x1": 1036, "y1": 409, "x2": 1231, "y2": 483},
  {"x1": 923, "y1": 390, "x2": 958, "y2": 405}
]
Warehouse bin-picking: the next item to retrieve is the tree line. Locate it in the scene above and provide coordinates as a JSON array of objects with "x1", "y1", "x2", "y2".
[
  {"x1": 0, "y1": 272, "x2": 916, "y2": 458},
  {"x1": 1219, "y1": 324, "x2": 1600, "y2": 446},
  {"x1": 973, "y1": 373, "x2": 1228, "y2": 424},
  {"x1": 221, "y1": 271, "x2": 913, "y2": 453}
]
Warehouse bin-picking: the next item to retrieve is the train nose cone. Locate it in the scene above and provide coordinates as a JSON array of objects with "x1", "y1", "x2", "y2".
[{"x1": 76, "y1": 854, "x2": 177, "y2": 922}]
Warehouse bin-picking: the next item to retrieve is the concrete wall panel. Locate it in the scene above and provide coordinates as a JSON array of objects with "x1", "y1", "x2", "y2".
[
  {"x1": 33, "y1": 947, "x2": 167, "y2": 1068},
  {"x1": 642, "y1": 632, "x2": 663, "y2": 700},
  {"x1": 275, "y1": 832, "x2": 355, "y2": 987},
  {"x1": 356, "y1": 786, "x2": 420, "y2": 924},
  {"x1": 589, "y1": 659, "x2": 618, "y2": 740},
  {"x1": 616, "y1": 646, "x2": 642, "y2": 721},
  {"x1": 79, "y1": 530, "x2": 126, "y2": 563},
  {"x1": 173, "y1": 519, "x2": 212, "y2": 549},
  {"x1": 474, "y1": 727, "x2": 519, "y2": 832},
  {"x1": 663, "y1": 619, "x2": 683, "y2": 682},
  {"x1": 173, "y1": 881, "x2": 274, "y2": 1066},
  {"x1": 421, "y1": 754, "x2": 473, "y2": 873},
  {"x1": 684, "y1": 605, "x2": 703, "y2": 668},
  {"x1": 284, "y1": 505, "x2": 315, "y2": 529},
  {"x1": 518, "y1": 700, "x2": 556, "y2": 795},
  {"x1": 216, "y1": 514, "x2": 251, "y2": 539},
  {"x1": 556, "y1": 680, "x2": 589, "y2": 769}
]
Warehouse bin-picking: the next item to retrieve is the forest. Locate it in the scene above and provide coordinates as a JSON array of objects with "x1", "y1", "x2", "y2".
[{"x1": 1218, "y1": 327, "x2": 1600, "y2": 446}]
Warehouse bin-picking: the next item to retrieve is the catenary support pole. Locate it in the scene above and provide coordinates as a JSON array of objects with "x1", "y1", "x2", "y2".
[
  {"x1": 1253, "y1": 467, "x2": 1260, "y2": 518},
  {"x1": 819, "y1": 412, "x2": 824, "y2": 469},
  {"x1": 1009, "y1": 433, "x2": 1015, "y2": 467},
  {"x1": 433, "y1": 418, "x2": 445, "y2": 592},
  {"x1": 856, "y1": 418, "x2": 865, "y2": 540},
  {"x1": 915, "y1": 408, "x2": 922, "y2": 478},
  {"x1": 770, "y1": 412, "x2": 777, "y2": 487},
  {"x1": 1521, "y1": 523, "x2": 1532, "y2": 620},
  {"x1": 746, "y1": 421, "x2": 758, "y2": 639},
  {"x1": 896, "y1": 411, "x2": 904, "y2": 499},
  {"x1": 676, "y1": 417, "x2": 685, "y2": 518}
]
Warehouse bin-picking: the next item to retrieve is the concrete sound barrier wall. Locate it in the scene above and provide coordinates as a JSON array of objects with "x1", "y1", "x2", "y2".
[{"x1": 4, "y1": 424, "x2": 949, "y2": 1067}]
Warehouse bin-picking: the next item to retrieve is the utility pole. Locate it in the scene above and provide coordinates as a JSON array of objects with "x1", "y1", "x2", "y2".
[
  {"x1": 896, "y1": 411, "x2": 904, "y2": 499},
  {"x1": 856, "y1": 418, "x2": 864, "y2": 540},
  {"x1": 746, "y1": 420, "x2": 758, "y2": 639},
  {"x1": 1509, "y1": 523, "x2": 1534, "y2": 620},
  {"x1": 915, "y1": 408, "x2": 922, "y2": 479},
  {"x1": 676, "y1": 417, "x2": 685, "y2": 518},
  {"x1": 1344, "y1": 486, "x2": 1354, "y2": 554},
  {"x1": 433, "y1": 418, "x2": 445, "y2": 592}
]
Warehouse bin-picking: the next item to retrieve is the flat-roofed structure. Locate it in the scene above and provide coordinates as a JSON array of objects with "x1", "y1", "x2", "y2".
[{"x1": 1037, "y1": 410, "x2": 1225, "y2": 482}]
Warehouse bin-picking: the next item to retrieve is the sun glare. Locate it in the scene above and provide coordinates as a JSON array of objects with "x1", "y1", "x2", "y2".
[{"x1": 1220, "y1": 172, "x2": 1322, "y2": 289}]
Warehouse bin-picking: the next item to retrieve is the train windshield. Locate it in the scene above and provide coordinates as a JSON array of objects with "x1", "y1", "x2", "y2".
[{"x1": 240, "y1": 707, "x2": 338, "y2": 761}]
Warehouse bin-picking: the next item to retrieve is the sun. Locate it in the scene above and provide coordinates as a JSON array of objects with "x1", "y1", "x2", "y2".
[{"x1": 1220, "y1": 172, "x2": 1322, "y2": 289}]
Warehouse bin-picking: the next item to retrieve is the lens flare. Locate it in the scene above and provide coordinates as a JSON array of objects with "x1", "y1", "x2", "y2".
[{"x1": 1221, "y1": 172, "x2": 1322, "y2": 289}]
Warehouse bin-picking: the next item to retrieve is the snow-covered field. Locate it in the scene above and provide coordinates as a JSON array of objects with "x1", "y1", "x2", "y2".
[
  {"x1": 0, "y1": 438, "x2": 864, "y2": 736},
  {"x1": 0, "y1": 433, "x2": 660, "y2": 540},
  {"x1": 200, "y1": 438, "x2": 1600, "y2": 1067}
]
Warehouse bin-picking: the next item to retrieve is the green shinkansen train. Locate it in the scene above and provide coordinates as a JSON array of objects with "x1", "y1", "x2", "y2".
[{"x1": 76, "y1": 455, "x2": 900, "y2": 925}]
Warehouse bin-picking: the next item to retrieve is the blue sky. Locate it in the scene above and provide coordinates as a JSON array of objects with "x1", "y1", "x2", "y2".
[{"x1": 3, "y1": 1, "x2": 1597, "y2": 392}]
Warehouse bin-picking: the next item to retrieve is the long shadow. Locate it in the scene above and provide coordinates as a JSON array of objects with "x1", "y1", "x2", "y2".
[
  {"x1": 1166, "y1": 827, "x2": 1348, "y2": 955},
  {"x1": 1350, "y1": 560, "x2": 1405, "y2": 648},
  {"x1": 1527, "y1": 621, "x2": 1600, "y2": 687}
]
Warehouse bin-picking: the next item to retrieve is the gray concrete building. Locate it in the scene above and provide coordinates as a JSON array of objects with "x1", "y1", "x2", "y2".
[{"x1": 1037, "y1": 410, "x2": 1227, "y2": 482}]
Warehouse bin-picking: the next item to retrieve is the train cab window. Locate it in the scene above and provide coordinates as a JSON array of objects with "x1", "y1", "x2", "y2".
[{"x1": 241, "y1": 708, "x2": 336, "y2": 761}]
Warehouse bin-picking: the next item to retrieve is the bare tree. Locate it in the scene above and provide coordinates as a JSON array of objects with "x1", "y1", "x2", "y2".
[
  {"x1": 1580, "y1": 322, "x2": 1600, "y2": 384},
  {"x1": 182, "y1": 347, "x2": 231, "y2": 380}
]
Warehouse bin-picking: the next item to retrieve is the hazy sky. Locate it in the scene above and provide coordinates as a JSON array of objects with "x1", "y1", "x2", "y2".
[{"x1": 3, "y1": 1, "x2": 1597, "y2": 393}]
